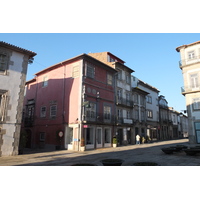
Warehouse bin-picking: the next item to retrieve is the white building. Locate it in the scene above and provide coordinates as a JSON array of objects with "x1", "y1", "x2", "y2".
[
  {"x1": 176, "y1": 41, "x2": 200, "y2": 144},
  {"x1": 0, "y1": 41, "x2": 36, "y2": 156}
]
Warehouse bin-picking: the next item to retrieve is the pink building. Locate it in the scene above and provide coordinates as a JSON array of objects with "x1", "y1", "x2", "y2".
[{"x1": 23, "y1": 54, "x2": 117, "y2": 151}]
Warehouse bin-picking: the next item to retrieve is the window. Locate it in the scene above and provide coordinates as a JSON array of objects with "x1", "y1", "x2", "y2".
[
  {"x1": 117, "y1": 69, "x2": 122, "y2": 80},
  {"x1": 0, "y1": 53, "x2": 8, "y2": 73},
  {"x1": 140, "y1": 96, "x2": 145, "y2": 106},
  {"x1": 117, "y1": 109, "x2": 122, "y2": 118},
  {"x1": 147, "y1": 110, "x2": 153, "y2": 118},
  {"x1": 85, "y1": 102, "x2": 96, "y2": 121},
  {"x1": 141, "y1": 110, "x2": 145, "y2": 121},
  {"x1": 42, "y1": 76, "x2": 48, "y2": 87},
  {"x1": 117, "y1": 89, "x2": 122, "y2": 101},
  {"x1": 188, "y1": 51, "x2": 195, "y2": 60},
  {"x1": 190, "y1": 74, "x2": 199, "y2": 88},
  {"x1": 50, "y1": 105, "x2": 57, "y2": 118},
  {"x1": 126, "y1": 74, "x2": 130, "y2": 84},
  {"x1": 86, "y1": 128, "x2": 94, "y2": 145},
  {"x1": 134, "y1": 109, "x2": 139, "y2": 120},
  {"x1": 195, "y1": 122, "x2": 200, "y2": 143},
  {"x1": 105, "y1": 128, "x2": 111, "y2": 143},
  {"x1": 0, "y1": 90, "x2": 8, "y2": 121},
  {"x1": 193, "y1": 98, "x2": 200, "y2": 110},
  {"x1": 40, "y1": 132, "x2": 45, "y2": 141},
  {"x1": 40, "y1": 106, "x2": 46, "y2": 118},
  {"x1": 104, "y1": 106, "x2": 111, "y2": 120},
  {"x1": 126, "y1": 93, "x2": 130, "y2": 102},
  {"x1": 134, "y1": 93, "x2": 139, "y2": 104},
  {"x1": 72, "y1": 66, "x2": 79, "y2": 78},
  {"x1": 86, "y1": 63, "x2": 95, "y2": 78},
  {"x1": 146, "y1": 96, "x2": 152, "y2": 104},
  {"x1": 107, "y1": 74, "x2": 113, "y2": 85},
  {"x1": 127, "y1": 110, "x2": 131, "y2": 119},
  {"x1": 107, "y1": 55, "x2": 115, "y2": 62}
]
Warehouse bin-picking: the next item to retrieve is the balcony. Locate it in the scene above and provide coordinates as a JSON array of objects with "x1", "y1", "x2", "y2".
[
  {"x1": 116, "y1": 97, "x2": 133, "y2": 107},
  {"x1": 24, "y1": 117, "x2": 34, "y2": 127},
  {"x1": 116, "y1": 117, "x2": 133, "y2": 125},
  {"x1": 181, "y1": 85, "x2": 200, "y2": 94},
  {"x1": 83, "y1": 113, "x2": 115, "y2": 124},
  {"x1": 179, "y1": 55, "x2": 200, "y2": 68}
]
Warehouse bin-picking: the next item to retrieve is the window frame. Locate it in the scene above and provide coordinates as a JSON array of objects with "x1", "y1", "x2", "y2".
[
  {"x1": 0, "y1": 52, "x2": 9, "y2": 75},
  {"x1": 42, "y1": 76, "x2": 48, "y2": 87},
  {"x1": 147, "y1": 110, "x2": 153, "y2": 118},
  {"x1": 146, "y1": 95, "x2": 152, "y2": 104},
  {"x1": 107, "y1": 73, "x2": 113, "y2": 85},
  {"x1": 0, "y1": 90, "x2": 8, "y2": 122},
  {"x1": 86, "y1": 63, "x2": 95, "y2": 79},
  {"x1": 192, "y1": 98, "x2": 200, "y2": 110},
  {"x1": 188, "y1": 50, "x2": 195, "y2": 60},
  {"x1": 104, "y1": 105, "x2": 111, "y2": 121},
  {"x1": 40, "y1": 106, "x2": 47, "y2": 118},
  {"x1": 50, "y1": 105, "x2": 57, "y2": 118}
]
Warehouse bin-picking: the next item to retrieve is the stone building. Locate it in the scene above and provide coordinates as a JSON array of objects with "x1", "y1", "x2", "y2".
[
  {"x1": 176, "y1": 41, "x2": 200, "y2": 144},
  {"x1": 0, "y1": 41, "x2": 36, "y2": 156}
]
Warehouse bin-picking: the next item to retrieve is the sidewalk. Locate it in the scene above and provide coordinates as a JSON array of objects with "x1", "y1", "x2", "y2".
[{"x1": 0, "y1": 138, "x2": 199, "y2": 166}]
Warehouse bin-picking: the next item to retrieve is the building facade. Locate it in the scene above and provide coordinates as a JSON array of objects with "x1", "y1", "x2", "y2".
[
  {"x1": 23, "y1": 54, "x2": 117, "y2": 151},
  {"x1": 176, "y1": 41, "x2": 200, "y2": 144},
  {"x1": 88, "y1": 52, "x2": 135, "y2": 145},
  {"x1": 137, "y1": 78, "x2": 160, "y2": 141},
  {"x1": 0, "y1": 41, "x2": 36, "y2": 156}
]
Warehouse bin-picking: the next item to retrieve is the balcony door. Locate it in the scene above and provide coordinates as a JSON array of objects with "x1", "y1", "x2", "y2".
[{"x1": 190, "y1": 74, "x2": 199, "y2": 90}]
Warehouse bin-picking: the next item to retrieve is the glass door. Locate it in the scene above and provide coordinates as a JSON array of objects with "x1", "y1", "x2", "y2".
[{"x1": 96, "y1": 127, "x2": 102, "y2": 148}]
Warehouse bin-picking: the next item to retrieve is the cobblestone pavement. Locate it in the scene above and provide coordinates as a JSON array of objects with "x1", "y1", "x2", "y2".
[{"x1": 0, "y1": 139, "x2": 199, "y2": 166}]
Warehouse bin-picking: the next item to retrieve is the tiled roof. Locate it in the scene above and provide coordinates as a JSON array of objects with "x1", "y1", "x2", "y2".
[
  {"x1": 0, "y1": 41, "x2": 37, "y2": 57},
  {"x1": 176, "y1": 41, "x2": 200, "y2": 52}
]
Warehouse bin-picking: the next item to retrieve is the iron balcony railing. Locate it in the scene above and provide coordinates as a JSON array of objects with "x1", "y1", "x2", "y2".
[
  {"x1": 181, "y1": 85, "x2": 200, "y2": 93},
  {"x1": 83, "y1": 113, "x2": 115, "y2": 124},
  {"x1": 116, "y1": 97, "x2": 134, "y2": 107},
  {"x1": 179, "y1": 55, "x2": 200, "y2": 67}
]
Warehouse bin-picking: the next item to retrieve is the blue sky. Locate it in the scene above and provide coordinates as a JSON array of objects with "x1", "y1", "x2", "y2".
[{"x1": 1, "y1": 33, "x2": 200, "y2": 112}]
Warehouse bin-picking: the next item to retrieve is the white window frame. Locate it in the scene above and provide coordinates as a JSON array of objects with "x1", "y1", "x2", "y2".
[
  {"x1": 40, "y1": 106, "x2": 46, "y2": 118},
  {"x1": 50, "y1": 105, "x2": 57, "y2": 118},
  {"x1": 104, "y1": 106, "x2": 111, "y2": 121},
  {"x1": 107, "y1": 73, "x2": 113, "y2": 85},
  {"x1": 188, "y1": 51, "x2": 195, "y2": 60},
  {"x1": 42, "y1": 76, "x2": 48, "y2": 87},
  {"x1": 40, "y1": 132, "x2": 45, "y2": 141},
  {"x1": 147, "y1": 110, "x2": 153, "y2": 118}
]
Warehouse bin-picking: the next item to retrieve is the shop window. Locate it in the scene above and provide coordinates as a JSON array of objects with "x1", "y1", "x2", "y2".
[
  {"x1": 86, "y1": 128, "x2": 94, "y2": 144},
  {"x1": 105, "y1": 128, "x2": 111, "y2": 143}
]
